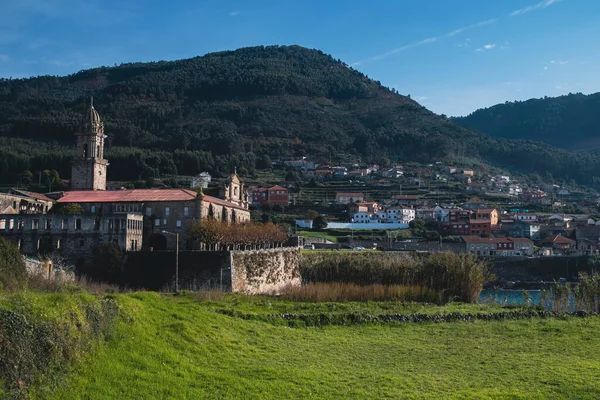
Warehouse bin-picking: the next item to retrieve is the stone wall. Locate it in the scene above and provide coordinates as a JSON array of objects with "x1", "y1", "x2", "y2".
[
  {"x1": 122, "y1": 247, "x2": 301, "y2": 293},
  {"x1": 230, "y1": 247, "x2": 301, "y2": 294}
]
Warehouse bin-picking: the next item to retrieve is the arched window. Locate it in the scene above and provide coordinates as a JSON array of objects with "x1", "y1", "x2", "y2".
[{"x1": 97, "y1": 145, "x2": 100, "y2": 158}]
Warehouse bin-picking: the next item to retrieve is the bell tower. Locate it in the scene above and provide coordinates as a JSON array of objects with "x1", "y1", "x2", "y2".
[{"x1": 71, "y1": 97, "x2": 108, "y2": 190}]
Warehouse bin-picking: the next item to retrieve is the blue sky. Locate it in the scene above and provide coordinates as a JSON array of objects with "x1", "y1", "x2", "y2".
[{"x1": 0, "y1": 0, "x2": 597, "y2": 116}]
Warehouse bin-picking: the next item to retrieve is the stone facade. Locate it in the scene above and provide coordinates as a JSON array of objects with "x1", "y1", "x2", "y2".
[
  {"x1": 71, "y1": 98, "x2": 108, "y2": 191},
  {"x1": 230, "y1": 247, "x2": 301, "y2": 294},
  {"x1": 0, "y1": 213, "x2": 143, "y2": 261},
  {"x1": 0, "y1": 190, "x2": 54, "y2": 214}
]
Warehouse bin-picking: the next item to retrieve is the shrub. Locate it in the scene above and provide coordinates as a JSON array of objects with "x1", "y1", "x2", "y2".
[
  {"x1": 0, "y1": 237, "x2": 27, "y2": 290},
  {"x1": 0, "y1": 292, "x2": 120, "y2": 397},
  {"x1": 300, "y1": 252, "x2": 489, "y2": 303}
]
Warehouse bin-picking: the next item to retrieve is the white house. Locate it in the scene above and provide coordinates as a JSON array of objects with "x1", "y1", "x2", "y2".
[
  {"x1": 191, "y1": 172, "x2": 211, "y2": 189},
  {"x1": 353, "y1": 212, "x2": 375, "y2": 223},
  {"x1": 386, "y1": 207, "x2": 415, "y2": 224}
]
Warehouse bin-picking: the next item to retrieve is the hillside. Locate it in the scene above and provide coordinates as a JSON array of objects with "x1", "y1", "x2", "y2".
[
  {"x1": 453, "y1": 92, "x2": 600, "y2": 150},
  {"x1": 42, "y1": 293, "x2": 600, "y2": 399},
  {"x1": 1, "y1": 45, "x2": 600, "y2": 186}
]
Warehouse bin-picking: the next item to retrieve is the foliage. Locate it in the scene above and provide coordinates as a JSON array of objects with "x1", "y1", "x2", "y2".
[
  {"x1": 312, "y1": 215, "x2": 328, "y2": 231},
  {"x1": 80, "y1": 243, "x2": 125, "y2": 283},
  {"x1": 0, "y1": 237, "x2": 27, "y2": 290},
  {"x1": 53, "y1": 203, "x2": 84, "y2": 215},
  {"x1": 301, "y1": 252, "x2": 488, "y2": 303},
  {"x1": 0, "y1": 290, "x2": 119, "y2": 398},
  {"x1": 279, "y1": 283, "x2": 438, "y2": 303},
  {"x1": 454, "y1": 92, "x2": 600, "y2": 150},
  {"x1": 188, "y1": 218, "x2": 287, "y2": 250},
  {"x1": 2, "y1": 46, "x2": 599, "y2": 186}
]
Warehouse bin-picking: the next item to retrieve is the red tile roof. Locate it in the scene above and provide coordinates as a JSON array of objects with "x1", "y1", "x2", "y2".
[
  {"x1": 10, "y1": 189, "x2": 54, "y2": 203},
  {"x1": 56, "y1": 189, "x2": 249, "y2": 211},
  {"x1": 56, "y1": 189, "x2": 199, "y2": 203},
  {"x1": 268, "y1": 185, "x2": 288, "y2": 191},
  {"x1": 469, "y1": 219, "x2": 492, "y2": 224},
  {"x1": 203, "y1": 195, "x2": 248, "y2": 211},
  {"x1": 545, "y1": 234, "x2": 576, "y2": 244}
]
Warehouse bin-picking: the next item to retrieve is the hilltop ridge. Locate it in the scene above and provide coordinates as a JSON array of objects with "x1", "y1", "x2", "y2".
[{"x1": 0, "y1": 45, "x2": 599, "y2": 185}]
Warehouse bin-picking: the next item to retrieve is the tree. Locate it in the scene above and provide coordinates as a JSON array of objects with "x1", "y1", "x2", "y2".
[
  {"x1": 84, "y1": 243, "x2": 124, "y2": 282},
  {"x1": 54, "y1": 203, "x2": 84, "y2": 215},
  {"x1": 19, "y1": 170, "x2": 33, "y2": 185},
  {"x1": 258, "y1": 155, "x2": 272, "y2": 169},
  {"x1": 312, "y1": 216, "x2": 328, "y2": 231},
  {"x1": 307, "y1": 209, "x2": 319, "y2": 219},
  {"x1": 0, "y1": 237, "x2": 27, "y2": 289}
]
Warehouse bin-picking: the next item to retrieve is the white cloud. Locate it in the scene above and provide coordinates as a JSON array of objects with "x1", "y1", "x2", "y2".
[
  {"x1": 0, "y1": 54, "x2": 9, "y2": 62},
  {"x1": 544, "y1": 66, "x2": 548, "y2": 70},
  {"x1": 229, "y1": 10, "x2": 240, "y2": 16},
  {"x1": 352, "y1": 18, "x2": 496, "y2": 66},
  {"x1": 510, "y1": 0, "x2": 562, "y2": 16},
  {"x1": 476, "y1": 44, "x2": 496, "y2": 51}
]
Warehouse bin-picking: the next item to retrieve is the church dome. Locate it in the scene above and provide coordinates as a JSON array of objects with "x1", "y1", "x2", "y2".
[{"x1": 81, "y1": 97, "x2": 103, "y2": 133}]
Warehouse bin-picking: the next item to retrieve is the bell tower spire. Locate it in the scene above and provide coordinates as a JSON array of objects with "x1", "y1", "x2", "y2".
[{"x1": 70, "y1": 97, "x2": 109, "y2": 190}]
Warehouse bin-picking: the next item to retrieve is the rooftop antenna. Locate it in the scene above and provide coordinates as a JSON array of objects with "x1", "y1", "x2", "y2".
[{"x1": 90, "y1": 96, "x2": 94, "y2": 109}]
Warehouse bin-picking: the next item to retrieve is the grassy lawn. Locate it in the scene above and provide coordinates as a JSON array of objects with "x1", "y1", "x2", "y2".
[
  {"x1": 46, "y1": 292, "x2": 600, "y2": 399},
  {"x1": 298, "y1": 229, "x2": 339, "y2": 243}
]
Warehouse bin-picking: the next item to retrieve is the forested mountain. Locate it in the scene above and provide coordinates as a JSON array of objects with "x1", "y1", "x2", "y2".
[
  {"x1": 1, "y1": 45, "x2": 600, "y2": 186},
  {"x1": 453, "y1": 92, "x2": 600, "y2": 150}
]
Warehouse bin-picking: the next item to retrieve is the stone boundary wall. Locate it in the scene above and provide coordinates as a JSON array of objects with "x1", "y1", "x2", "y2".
[
  {"x1": 123, "y1": 248, "x2": 301, "y2": 293},
  {"x1": 230, "y1": 247, "x2": 301, "y2": 294}
]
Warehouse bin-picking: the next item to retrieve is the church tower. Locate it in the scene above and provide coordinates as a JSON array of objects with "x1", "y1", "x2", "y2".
[{"x1": 71, "y1": 97, "x2": 108, "y2": 190}]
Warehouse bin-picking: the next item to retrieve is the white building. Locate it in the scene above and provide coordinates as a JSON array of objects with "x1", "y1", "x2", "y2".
[{"x1": 191, "y1": 172, "x2": 211, "y2": 189}]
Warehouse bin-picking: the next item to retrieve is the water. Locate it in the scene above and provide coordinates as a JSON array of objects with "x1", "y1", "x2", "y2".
[{"x1": 479, "y1": 290, "x2": 543, "y2": 306}]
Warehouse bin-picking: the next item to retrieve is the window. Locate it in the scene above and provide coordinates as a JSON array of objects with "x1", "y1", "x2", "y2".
[
  {"x1": 32, "y1": 219, "x2": 39, "y2": 230},
  {"x1": 146, "y1": 207, "x2": 152, "y2": 216},
  {"x1": 94, "y1": 218, "x2": 101, "y2": 230},
  {"x1": 45, "y1": 219, "x2": 52, "y2": 230},
  {"x1": 165, "y1": 207, "x2": 170, "y2": 216},
  {"x1": 36, "y1": 239, "x2": 40, "y2": 250},
  {"x1": 91, "y1": 205, "x2": 96, "y2": 214},
  {"x1": 131, "y1": 240, "x2": 134, "y2": 250},
  {"x1": 75, "y1": 219, "x2": 82, "y2": 230},
  {"x1": 0, "y1": 219, "x2": 5, "y2": 230},
  {"x1": 176, "y1": 220, "x2": 182, "y2": 227},
  {"x1": 163, "y1": 219, "x2": 167, "y2": 225},
  {"x1": 18, "y1": 220, "x2": 24, "y2": 230},
  {"x1": 155, "y1": 219, "x2": 160, "y2": 226},
  {"x1": 56, "y1": 239, "x2": 61, "y2": 249},
  {"x1": 62, "y1": 219, "x2": 68, "y2": 230},
  {"x1": 184, "y1": 207, "x2": 189, "y2": 217}
]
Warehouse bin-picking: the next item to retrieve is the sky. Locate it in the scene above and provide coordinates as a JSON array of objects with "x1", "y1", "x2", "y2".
[{"x1": 0, "y1": 0, "x2": 598, "y2": 116}]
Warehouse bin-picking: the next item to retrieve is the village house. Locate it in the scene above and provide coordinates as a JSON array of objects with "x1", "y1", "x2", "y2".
[
  {"x1": 462, "y1": 236, "x2": 533, "y2": 256},
  {"x1": 543, "y1": 234, "x2": 576, "y2": 255},
  {"x1": 335, "y1": 192, "x2": 365, "y2": 204},
  {"x1": 416, "y1": 208, "x2": 435, "y2": 220},
  {"x1": 462, "y1": 169, "x2": 475, "y2": 176},
  {"x1": 348, "y1": 202, "x2": 379, "y2": 217},
  {"x1": 506, "y1": 221, "x2": 541, "y2": 240},
  {"x1": 250, "y1": 185, "x2": 290, "y2": 207},
  {"x1": 190, "y1": 172, "x2": 212, "y2": 189},
  {"x1": 474, "y1": 208, "x2": 499, "y2": 226},
  {"x1": 516, "y1": 213, "x2": 537, "y2": 222},
  {"x1": 394, "y1": 195, "x2": 420, "y2": 205}
]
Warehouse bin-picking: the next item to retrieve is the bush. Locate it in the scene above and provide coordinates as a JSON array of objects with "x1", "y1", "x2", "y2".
[
  {"x1": 300, "y1": 252, "x2": 489, "y2": 303},
  {"x1": 0, "y1": 291, "x2": 120, "y2": 397},
  {"x1": 0, "y1": 237, "x2": 27, "y2": 290}
]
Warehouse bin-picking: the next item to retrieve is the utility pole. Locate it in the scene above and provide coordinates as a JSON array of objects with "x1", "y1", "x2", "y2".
[{"x1": 162, "y1": 230, "x2": 179, "y2": 294}]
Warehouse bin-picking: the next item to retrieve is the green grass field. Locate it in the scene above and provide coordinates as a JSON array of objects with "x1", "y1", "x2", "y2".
[{"x1": 41, "y1": 292, "x2": 600, "y2": 399}]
